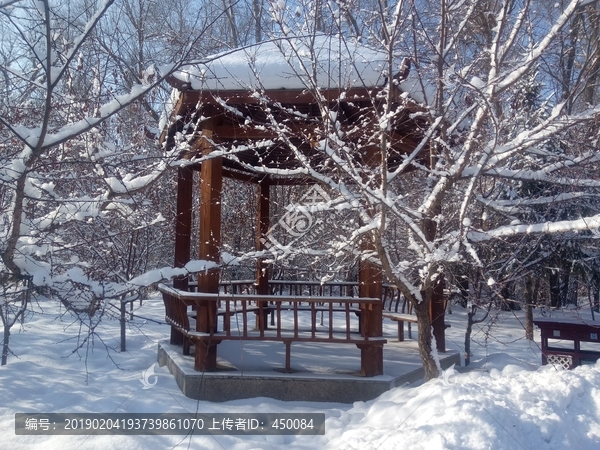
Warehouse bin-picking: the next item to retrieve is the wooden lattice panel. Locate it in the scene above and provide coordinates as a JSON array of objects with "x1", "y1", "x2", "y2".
[{"x1": 546, "y1": 354, "x2": 573, "y2": 370}]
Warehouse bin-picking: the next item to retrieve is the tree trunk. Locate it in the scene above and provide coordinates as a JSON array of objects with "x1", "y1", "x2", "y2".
[
  {"x1": 463, "y1": 273, "x2": 491, "y2": 367},
  {"x1": 253, "y1": 0, "x2": 262, "y2": 43},
  {"x1": 525, "y1": 303, "x2": 534, "y2": 341},
  {"x1": 549, "y1": 270, "x2": 561, "y2": 308},
  {"x1": 561, "y1": 270, "x2": 571, "y2": 307},
  {"x1": 567, "y1": 279, "x2": 578, "y2": 306},
  {"x1": 2, "y1": 326, "x2": 9, "y2": 366},
  {"x1": 525, "y1": 276, "x2": 534, "y2": 341},
  {"x1": 525, "y1": 275, "x2": 539, "y2": 340},
  {"x1": 415, "y1": 205, "x2": 442, "y2": 380},
  {"x1": 584, "y1": 5, "x2": 600, "y2": 105},
  {"x1": 120, "y1": 299, "x2": 126, "y2": 352},
  {"x1": 222, "y1": 0, "x2": 239, "y2": 47},
  {"x1": 414, "y1": 292, "x2": 438, "y2": 381},
  {"x1": 465, "y1": 305, "x2": 475, "y2": 366}
]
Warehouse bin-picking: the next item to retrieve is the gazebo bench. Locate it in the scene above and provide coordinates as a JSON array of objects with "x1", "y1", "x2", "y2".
[
  {"x1": 382, "y1": 312, "x2": 419, "y2": 341},
  {"x1": 382, "y1": 311, "x2": 452, "y2": 342},
  {"x1": 167, "y1": 303, "x2": 260, "y2": 355},
  {"x1": 381, "y1": 288, "x2": 451, "y2": 342}
]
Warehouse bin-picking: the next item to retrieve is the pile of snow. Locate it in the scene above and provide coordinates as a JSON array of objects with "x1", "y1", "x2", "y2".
[
  {"x1": 1, "y1": 298, "x2": 600, "y2": 449},
  {"x1": 172, "y1": 35, "x2": 420, "y2": 97},
  {"x1": 324, "y1": 361, "x2": 600, "y2": 449}
]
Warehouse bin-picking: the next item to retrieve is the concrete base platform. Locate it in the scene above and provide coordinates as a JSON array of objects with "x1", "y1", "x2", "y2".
[{"x1": 157, "y1": 338, "x2": 460, "y2": 403}]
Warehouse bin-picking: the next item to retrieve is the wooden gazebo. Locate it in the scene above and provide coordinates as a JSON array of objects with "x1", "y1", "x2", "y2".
[{"x1": 158, "y1": 37, "x2": 443, "y2": 377}]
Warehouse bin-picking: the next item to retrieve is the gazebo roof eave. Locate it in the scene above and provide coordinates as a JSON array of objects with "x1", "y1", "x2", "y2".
[
  {"x1": 166, "y1": 75, "x2": 386, "y2": 104},
  {"x1": 158, "y1": 81, "x2": 424, "y2": 146}
]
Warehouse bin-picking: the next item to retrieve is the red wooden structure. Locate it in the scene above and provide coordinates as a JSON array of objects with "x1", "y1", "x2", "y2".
[{"x1": 534, "y1": 317, "x2": 600, "y2": 369}]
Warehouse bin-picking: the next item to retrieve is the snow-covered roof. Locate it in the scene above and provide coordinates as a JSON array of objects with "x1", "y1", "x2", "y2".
[
  {"x1": 171, "y1": 35, "x2": 414, "y2": 93},
  {"x1": 160, "y1": 35, "x2": 428, "y2": 170}
]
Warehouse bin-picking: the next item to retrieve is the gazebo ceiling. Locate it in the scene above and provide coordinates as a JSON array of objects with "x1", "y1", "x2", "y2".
[{"x1": 160, "y1": 36, "x2": 429, "y2": 181}]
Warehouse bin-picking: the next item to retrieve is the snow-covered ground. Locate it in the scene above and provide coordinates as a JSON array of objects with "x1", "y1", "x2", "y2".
[{"x1": 1, "y1": 295, "x2": 600, "y2": 449}]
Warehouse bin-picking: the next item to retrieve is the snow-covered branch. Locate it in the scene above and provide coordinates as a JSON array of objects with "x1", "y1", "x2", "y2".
[{"x1": 469, "y1": 214, "x2": 600, "y2": 242}]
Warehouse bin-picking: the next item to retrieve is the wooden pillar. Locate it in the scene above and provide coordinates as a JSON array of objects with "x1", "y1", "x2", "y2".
[
  {"x1": 358, "y1": 144, "x2": 383, "y2": 308},
  {"x1": 359, "y1": 256, "x2": 383, "y2": 334},
  {"x1": 359, "y1": 257, "x2": 383, "y2": 300},
  {"x1": 174, "y1": 165, "x2": 193, "y2": 274},
  {"x1": 256, "y1": 179, "x2": 270, "y2": 295},
  {"x1": 358, "y1": 240, "x2": 384, "y2": 376},
  {"x1": 171, "y1": 165, "x2": 193, "y2": 345},
  {"x1": 196, "y1": 128, "x2": 222, "y2": 370},
  {"x1": 255, "y1": 179, "x2": 270, "y2": 330},
  {"x1": 357, "y1": 144, "x2": 385, "y2": 374},
  {"x1": 357, "y1": 341, "x2": 385, "y2": 376},
  {"x1": 197, "y1": 131, "x2": 222, "y2": 294},
  {"x1": 358, "y1": 143, "x2": 383, "y2": 376}
]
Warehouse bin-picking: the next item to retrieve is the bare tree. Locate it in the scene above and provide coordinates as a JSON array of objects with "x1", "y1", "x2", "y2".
[{"x1": 0, "y1": 0, "x2": 215, "y2": 363}]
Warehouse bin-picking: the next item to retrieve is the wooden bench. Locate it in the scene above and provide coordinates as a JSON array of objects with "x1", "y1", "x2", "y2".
[
  {"x1": 381, "y1": 286, "x2": 451, "y2": 342},
  {"x1": 381, "y1": 286, "x2": 418, "y2": 341},
  {"x1": 534, "y1": 317, "x2": 600, "y2": 368},
  {"x1": 159, "y1": 283, "x2": 386, "y2": 377},
  {"x1": 161, "y1": 287, "x2": 260, "y2": 353}
]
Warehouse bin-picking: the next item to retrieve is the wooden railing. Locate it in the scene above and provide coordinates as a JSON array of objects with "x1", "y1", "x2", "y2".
[
  {"x1": 217, "y1": 279, "x2": 403, "y2": 301},
  {"x1": 192, "y1": 278, "x2": 410, "y2": 336},
  {"x1": 158, "y1": 283, "x2": 386, "y2": 376},
  {"x1": 211, "y1": 279, "x2": 361, "y2": 297}
]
